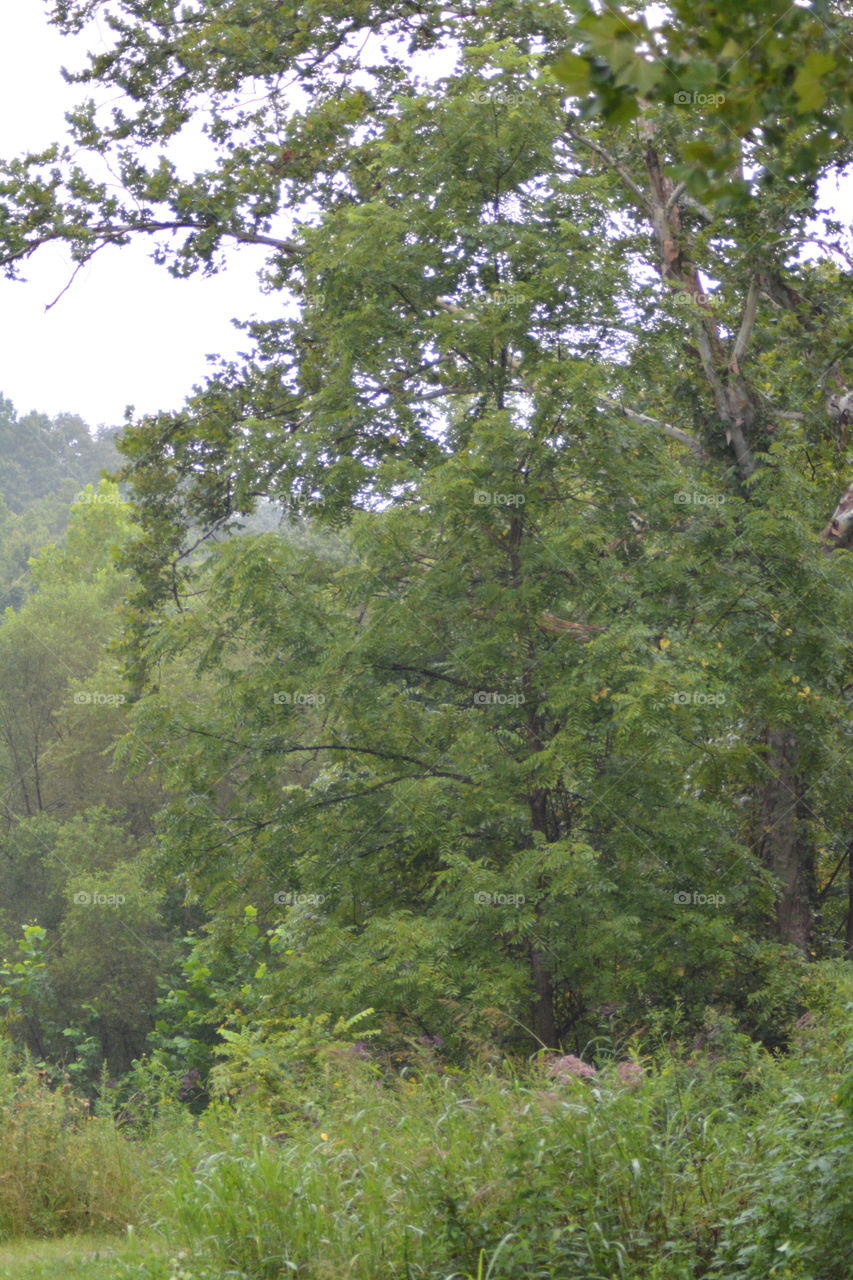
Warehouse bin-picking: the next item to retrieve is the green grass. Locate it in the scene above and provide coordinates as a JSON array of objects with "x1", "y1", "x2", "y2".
[
  {"x1": 0, "y1": 969, "x2": 850, "y2": 1280},
  {"x1": 0, "y1": 1233, "x2": 160, "y2": 1280}
]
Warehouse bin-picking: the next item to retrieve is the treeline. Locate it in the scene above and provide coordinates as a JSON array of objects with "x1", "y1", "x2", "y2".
[{"x1": 0, "y1": 396, "x2": 120, "y2": 609}]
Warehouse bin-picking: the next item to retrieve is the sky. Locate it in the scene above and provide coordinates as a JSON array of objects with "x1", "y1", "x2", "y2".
[{"x1": 0, "y1": 2, "x2": 281, "y2": 429}]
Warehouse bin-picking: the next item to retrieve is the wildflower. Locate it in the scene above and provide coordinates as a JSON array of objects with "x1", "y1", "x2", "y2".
[
  {"x1": 178, "y1": 1067, "x2": 201, "y2": 1101},
  {"x1": 615, "y1": 1061, "x2": 645, "y2": 1087},
  {"x1": 320, "y1": 1132, "x2": 329, "y2": 1141},
  {"x1": 547, "y1": 1054, "x2": 597, "y2": 1081}
]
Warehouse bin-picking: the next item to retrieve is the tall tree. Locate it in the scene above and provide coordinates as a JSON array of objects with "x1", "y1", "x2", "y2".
[{"x1": 1, "y1": 0, "x2": 851, "y2": 1045}]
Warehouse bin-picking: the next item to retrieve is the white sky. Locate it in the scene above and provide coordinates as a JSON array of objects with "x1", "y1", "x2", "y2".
[{"x1": 0, "y1": 2, "x2": 281, "y2": 428}]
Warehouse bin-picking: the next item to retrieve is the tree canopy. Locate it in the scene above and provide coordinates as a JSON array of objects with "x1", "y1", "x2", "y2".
[{"x1": 0, "y1": 0, "x2": 851, "y2": 1057}]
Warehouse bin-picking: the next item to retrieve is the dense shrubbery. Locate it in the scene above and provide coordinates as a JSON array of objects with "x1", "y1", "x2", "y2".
[{"x1": 1, "y1": 967, "x2": 850, "y2": 1280}]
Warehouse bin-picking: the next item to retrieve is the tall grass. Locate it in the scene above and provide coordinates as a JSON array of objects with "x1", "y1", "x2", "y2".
[
  {"x1": 135, "y1": 975, "x2": 853, "y2": 1280},
  {"x1": 0, "y1": 1046, "x2": 140, "y2": 1240},
  {"x1": 0, "y1": 970, "x2": 850, "y2": 1279}
]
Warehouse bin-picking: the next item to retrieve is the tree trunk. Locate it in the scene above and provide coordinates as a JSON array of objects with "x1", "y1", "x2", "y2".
[
  {"x1": 529, "y1": 942, "x2": 558, "y2": 1048},
  {"x1": 525, "y1": 783, "x2": 559, "y2": 1047},
  {"x1": 846, "y1": 839, "x2": 853, "y2": 958},
  {"x1": 640, "y1": 143, "x2": 814, "y2": 952},
  {"x1": 759, "y1": 728, "x2": 815, "y2": 950}
]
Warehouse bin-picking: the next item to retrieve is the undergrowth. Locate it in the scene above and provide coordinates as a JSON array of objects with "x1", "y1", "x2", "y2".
[{"x1": 0, "y1": 965, "x2": 850, "y2": 1280}]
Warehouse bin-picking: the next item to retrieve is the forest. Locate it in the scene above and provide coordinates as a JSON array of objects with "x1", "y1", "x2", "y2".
[{"x1": 0, "y1": 0, "x2": 851, "y2": 1276}]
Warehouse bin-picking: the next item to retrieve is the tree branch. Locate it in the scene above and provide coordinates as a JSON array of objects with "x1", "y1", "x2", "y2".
[
  {"x1": 679, "y1": 192, "x2": 714, "y2": 222},
  {"x1": 597, "y1": 397, "x2": 708, "y2": 460},
  {"x1": 263, "y1": 741, "x2": 474, "y2": 782},
  {"x1": 731, "y1": 276, "x2": 760, "y2": 368},
  {"x1": 373, "y1": 663, "x2": 477, "y2": 690},
  {"x1": 664, "y1": 179, "x2": 686, "y2": 214},
  {"x1": 1, "y1": 219, "x2": 301, "y2": 270},
  {"x1": 565, "y1": 128, "x2": 651, "y2": 213}
]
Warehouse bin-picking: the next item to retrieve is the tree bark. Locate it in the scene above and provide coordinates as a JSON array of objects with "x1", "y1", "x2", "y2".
[
  {"x1": 758, "y1": 728, "x2": 815, "y2": 950},
  {"x1": 846, "y1": 839, "x2": 853, "y2": 958},
  {"x1": 529, "y1": 941, "x2": 558, "y2": 1048}
]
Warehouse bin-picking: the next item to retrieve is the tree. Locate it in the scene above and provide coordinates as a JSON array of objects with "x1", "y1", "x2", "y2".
[
  {"x1": 1, "y1": 0, "x2": 852, "y2": 1048},
  {"x1": 0, "y1": 483, "x2": 172, "y2": 1075},
  {"x1": 0, "y1": 395, "x2": 122, "y2": 608}
]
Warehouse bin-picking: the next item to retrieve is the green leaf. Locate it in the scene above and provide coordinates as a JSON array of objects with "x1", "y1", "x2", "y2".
[
  {"x1": 793, "y1": 52, "x2": 836, "y2": 113},
  {"x1": 551, "y1": 53, "x2": 592, "y2": 95}
]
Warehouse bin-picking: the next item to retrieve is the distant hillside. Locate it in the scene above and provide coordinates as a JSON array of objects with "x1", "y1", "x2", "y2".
[
  {"x1": 0, "y1": 394, "x2": 121, "y2": 513},
  {"x1": 0, "y1": 394, "x2": 122, "y2": 607}
]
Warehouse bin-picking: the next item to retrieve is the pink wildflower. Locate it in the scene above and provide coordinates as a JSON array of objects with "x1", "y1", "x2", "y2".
[
  {"x1": 547, "y1": 1053, "x2": 598, "y2": 1082},
  {"x1": 615, "y1": 1061, "x2": 645, "y2": 1087}
]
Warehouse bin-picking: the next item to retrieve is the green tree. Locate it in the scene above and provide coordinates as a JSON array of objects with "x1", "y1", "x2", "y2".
[
  {"x1": 1, "y1": 0, "x2": 851, "y2": 1049},
  {"x1": 0, "y1": 482, "x2": 140, "y2": 821},
  {"x1": 0, "y1": 810, "x2": 171, "y2": 1073},
  {"x1": 0, "y1": 483, "x2": 171, "y2": 1074}
]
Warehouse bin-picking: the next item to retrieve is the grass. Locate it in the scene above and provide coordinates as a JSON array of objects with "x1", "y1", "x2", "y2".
[
  {"x1": 0, "y1": 971, "x2": 850, "y2": 1279},
  {"x1": 0, "y1": 1232, "x2": 158, "y2": 1279}
]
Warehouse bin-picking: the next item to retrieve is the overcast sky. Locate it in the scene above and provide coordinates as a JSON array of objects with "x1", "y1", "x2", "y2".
[{"x1": 0, "y1": 2, "x2": 281, "y2": 429}]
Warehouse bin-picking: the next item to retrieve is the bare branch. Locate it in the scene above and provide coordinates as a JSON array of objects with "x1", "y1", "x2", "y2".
[
  {"x1": 693, "y1": 323, "x2": 726, "y2": 398},
  {"x1": 565, "y1": 128, "x2": 651, "y2": 213},
  {"x1": 598, "y1": 397, "x2": 708, "y2": 460},
  {"x1": 664, "y1": 179, "x2": 686, "y2": 214},
  {"x1": 679, "y1": 192, "x2": 714, "y2": 222},
  {"x1": 732, "y1": 276, "x2": 760, "y2": 368}
]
